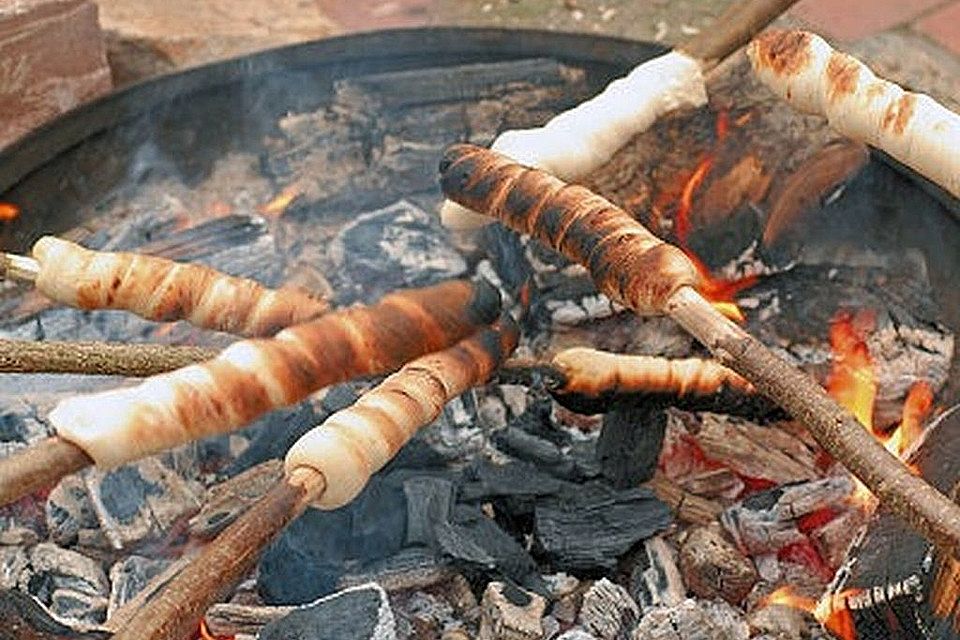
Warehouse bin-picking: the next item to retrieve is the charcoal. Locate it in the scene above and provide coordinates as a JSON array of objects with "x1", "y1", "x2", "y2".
[
  {"x1": 458, "y1": 459, "x2": 567, "y2": 523},
  {"x1": 259, "y1": 583, "x2": 397, "y2": 640},
  {"x1": 328, "y1": 200, "x2": 467, "y2": 304},
  {"x1": 631, "y1": 599, "x2": 750, "y2": 640},
  {"x1": 534, "y1": 483, "x2": 672, "y2": 573},
  {"x1": 46, "y1": 476, "x2": 103, "y2": 548},
  {"x1": 678, "y1": 525, "x2": 758, "y2": 606},
  {"x1": 22, "y1": 543, "x2": 109, "y2": 626},
  {"x1": 396, "y1": 589, "x2": 471, "y2": 640},
  {"x1": 259, "y1": 474, "x2": 406, "y2": 604},
  {"x1": 746, "y1": 605, "x2": 815, "y2": 640},
  {"x1": 206, "y1": 603, "x2": 294, "y2": 637},
  {"x1": 824, "y1": 404, "x2": 960, "y2": 639},
  {"x1": 84, "y1": 458, "x2": 203, "y2": 549},
  {"x1": 481, "y1": 225, "x2": 534, "y2": 296},
  {"x1": 578, "y1": 579, "x2": 639, "y2": 640},
  {"x1": 721, "y1": 476, "x2": 855, "y2": 557},
  {"x1": 106, "y1": 556, "x2": 170, "y2": 617},
  {"x1": 338, "y1": 548, "x2": 454, "y2": 594},
  {"x1": 436, "y1": 504, "x2": 545, "y2": 595},
  {"x1": 335, "y1": 58, "x2": 582, "y2": 112},
  {"x1": 265, "y1": 59, "x2": 589, "y2": 212},
  {"x1": 626, "y1": 537, "x2": 685, "y2": 613},
  {"x1": 403, "y1": 477, "x2": 456, "y2": 548},
  {"x1": 596, "y1": 405, "x2": 667, "y2": 489},
  {"x1": 0, "y1": 547, "x2": 27, "y2": 591},
  {"x1": 189, "y1": 460, "x2": 284, "y2": 538},
  {"x1": 478, "y1": 582, "x2": 546, "y2": 640},
  {"x1": 0, "y1": 589, "x2": 82, "y2": 639}
]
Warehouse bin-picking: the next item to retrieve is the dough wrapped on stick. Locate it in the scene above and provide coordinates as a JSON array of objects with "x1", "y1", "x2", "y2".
[
  {"x1": 552, "y1": 347, "x2": 752, "y2": 398},
  {"x1": 748, "y1": 30, "x2": 960, "y2": 199},
  {"x1": 1, "y1": 236, "x2": 329, "y2": 337},
  {"x1": 286, "y1": 315, "x2": 519, "y2": 509},
  {"x1": 441, "y1": 0, "x2": 800, "y2": 229},
  {"x1": 111, "y1": 318, "x2": 518, "y2": 640},
  {"x1": 439, "y1": 143, "x2": 960, "y2": 559},
  {"x1": 43, "y1": 278, "x2": 500, "y2": 470}
]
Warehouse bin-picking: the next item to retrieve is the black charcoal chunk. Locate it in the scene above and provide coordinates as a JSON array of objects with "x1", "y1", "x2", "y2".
[
  {"x1": 107, "y1": 556, "x2": 171, "y2": 615},
  {"x1": 534, "y1": 482, "x2": 673, "y2": 573},
  {"x1": 436, "y1": 505, "x2": 546, "y2": 595},
  {"x1": 596, "y1": 405, "x2": 667, "y2": 489},
  {"x1": 259, "y1": 583, "x2": 397, "y2": 640}
]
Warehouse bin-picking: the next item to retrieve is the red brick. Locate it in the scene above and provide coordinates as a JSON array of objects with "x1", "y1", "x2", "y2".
[
  {"x1": 914, "y1": 1, "x2": 960, "y2": 56},
  {"x1": 0, "y1": 0, "x2": 111, "y2": 149},
  {"x1": 791, "y1": 0, "x2": 947, "y2": 41}
]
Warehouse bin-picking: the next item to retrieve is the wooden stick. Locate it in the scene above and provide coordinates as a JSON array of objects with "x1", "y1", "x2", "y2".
[
  {"x1": 679, "y1": 0, "x2": 799, "y2": 70},
  {"x1": 111, "y1": 465, "x2": 325, "y2": 640},
  {"x1": 0, "y1": 339, "x2": 216, "y2": 376},
  {"x1": 0, "y1": 437, "x2": 91, "y2": 506},
  {"x1": 440, "y1": 144, "x2": 960, "y2": 558}
]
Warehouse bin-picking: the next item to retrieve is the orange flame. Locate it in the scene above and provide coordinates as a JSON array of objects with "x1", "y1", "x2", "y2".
[
  {"x1": 826, "y1": 311, "x2": 933, "y2": 505},
  {"x1": 888, "y1": 380, "x2": 934, "y2": 457},
  {"x1": 669, "y1": 110, "x2": 755, "y2": 322},
  {"x1": 826, "y1": 311, "x2": 876, "y2": 431},
  {"x1": 259, "y1": 182, "x2": 303, "y2": 218},
  {"x1": 762, "y1": 586, "x2": 860, "y2": 640},
  {"x1": 0, "y1": 202, "x2": 20, "y2": 222}
]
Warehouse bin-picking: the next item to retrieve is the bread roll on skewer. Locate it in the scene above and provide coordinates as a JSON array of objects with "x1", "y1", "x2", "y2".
[
  {"x1": 286, "y1": 316, "x2": 518, "y2": 509},
  {"x1": 440, "y1": 144, "x2": 699, "y2": 315},
  {"x1": 48, "y1": 279, "x2": 500, "y2": 468},
  {"x1": 748, "y1": 30, "x2": 960, "y2": 199},
  {"x1": 553, "y1": 347, "x2": 752, "y2": 398},
  {"x1": 440, "y1": 51, "x2": 707, "y2": 230},
  {"x1": 31, "y1": 236, "x2": 329, "y2": 337}
]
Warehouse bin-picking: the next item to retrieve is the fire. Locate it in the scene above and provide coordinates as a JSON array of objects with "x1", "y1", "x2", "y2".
[
  {"x1": 888, "y1": 380, "x2": 934, "y2": 457},
  {"x1": 826, "y1": 311, "x2": 876, "y2": 430},
  {"x1": 0, "y1": 202, "x2": 20, "y2": 222},
  {"x1": 762, "y1": 586, "x2": 860, "y2": 640},
  {"x1": 259, "y1": 182, "x2": 303, "y2": 218},
  {"x1": 826, "y1": 310, "x2": 933, "y2": 504},
  {"x1": 668, "y1": 110, "x2": 756, "y2": 322}
]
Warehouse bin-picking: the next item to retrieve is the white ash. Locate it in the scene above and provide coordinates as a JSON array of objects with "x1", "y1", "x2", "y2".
[
  {"x1": 579, "y1": 579, "x2": 640, "y2": 640},
  {"x1": 631, "y1": 599, "x2": 750, "y2": 640}
]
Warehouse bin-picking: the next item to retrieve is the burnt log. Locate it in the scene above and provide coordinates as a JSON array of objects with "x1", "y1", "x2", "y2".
[{"x1": 824, "y1": 405, "x2": 960, "y2": 639}]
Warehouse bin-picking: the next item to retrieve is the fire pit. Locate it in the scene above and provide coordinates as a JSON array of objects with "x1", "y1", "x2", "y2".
[{"x1": 0, "y1": 25, "x2": 957, "y2": 640}]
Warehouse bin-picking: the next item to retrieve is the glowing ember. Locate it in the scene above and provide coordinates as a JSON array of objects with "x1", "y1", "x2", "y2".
[
  {"x1": 0, "y1": 202, "x2": 20, "y2": 222},
  {"x1": 762, "y1": 586, "x2": 860, "y2": 640},
  {"x1": 206, "y1": 201, "x2": 234, "y2": 218},
  {"x1": 259, "y1": 182, "x2": 303, "y2": 218}
]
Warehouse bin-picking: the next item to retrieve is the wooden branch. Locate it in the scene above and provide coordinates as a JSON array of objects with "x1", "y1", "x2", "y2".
[
  {"x1": 679, "y1": 0, "x2": 800, "y2": 69},
  {"x1": 0, "y1": 339, "x2": 215, "y2": 376},
  {"x1": 111, "y1": 466, "x2": 325, "y2": 640},
  {"x1": 440, "y1": 144, "x2": 960, "y2": 559},
  {"x1": 0, "y1": 437, "x2": 91, "y2": 506}
]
